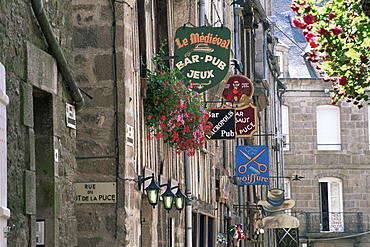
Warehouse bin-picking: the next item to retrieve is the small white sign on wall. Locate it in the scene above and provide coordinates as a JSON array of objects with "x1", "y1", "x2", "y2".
[
  {"x1": 126, "y1": 124, "x2": 134, "y2": 147},
  {"x1": 66, "y1": 103, "x2": 76, "y2": 129}
]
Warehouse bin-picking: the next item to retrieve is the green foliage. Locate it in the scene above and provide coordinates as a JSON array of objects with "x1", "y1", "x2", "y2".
[{"x1": 291, "y1": 0, "x2": 370, "y2": 108}]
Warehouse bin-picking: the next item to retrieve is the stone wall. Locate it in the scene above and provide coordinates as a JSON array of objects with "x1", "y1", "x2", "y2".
[
  {"x1": 1, "y1": 0, "x2": 78, "y2": 246},
  {"x1": 282, "y1": 78, "x2": 370, "y2": 245}
]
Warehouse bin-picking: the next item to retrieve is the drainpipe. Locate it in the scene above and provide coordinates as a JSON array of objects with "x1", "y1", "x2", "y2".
[
  {"x1": 278, "y1": 84, "x2": 287, "y2": 190},
  {"x1": 199, "y1": 0, "x2": 205, "y2": 26},
  {"x1": 184, "y1": 155, "x2": 192, "y2": 247},
  {"x1": 233, "y1": 4, "x2": 246, "y2": 247},
  {"x1": 31, "y1": 0, "x2": 84, "y2": 111},
  {"x1": 182, "y1": 1, "x2": 205, "y2": 247}
]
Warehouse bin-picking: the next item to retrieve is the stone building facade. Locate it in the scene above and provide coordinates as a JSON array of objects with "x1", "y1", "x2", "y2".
[
  {"x1": 1, "y1": 0, "x2": 286, "y2": 246},
  {"x1": 1, "y1": 0, "x2": 82, "y2": 246},
  {"x1": 281, "y1": 78, "x2": 370, "y2": 247},
  {"x1": 272, "y1": 0, "x2": 370, "y2": 246}
]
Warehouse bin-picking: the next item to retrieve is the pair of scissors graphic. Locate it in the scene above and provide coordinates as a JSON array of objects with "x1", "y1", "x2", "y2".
[{"x1": 238, "y1": 148, "x2": 268, "y2": 174}]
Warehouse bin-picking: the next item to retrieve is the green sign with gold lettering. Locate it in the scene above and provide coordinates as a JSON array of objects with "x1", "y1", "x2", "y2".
[{"x1": 174, "y1": 26, "x2": 231, "y2": 93}]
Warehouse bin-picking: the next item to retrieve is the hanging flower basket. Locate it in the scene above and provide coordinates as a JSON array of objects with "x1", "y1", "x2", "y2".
[
  {"x1": 291, "y1": 0, "x2": 370, "y2": 108},
  {"x1": 143, "y1": 43, "x2": 213, "y2": 156}
]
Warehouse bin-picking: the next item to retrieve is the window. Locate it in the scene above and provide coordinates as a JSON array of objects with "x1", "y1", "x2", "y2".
[
  {"x1": 276, "y1": 51, "x2": 283, "y2": 77},
  {"x1": 316, "y1": 105, "x2": 341, "y2": 150},
  {"x1": 275, "y1": 43, "x2": 290, "y2": 78},
  {"x1": 192, "y1": 213, "x2": 215, "y2": 247},
  {"x1": 282, "y1": 105, "x2": 290, "y2": 151},
  {"x1": 319, "y1": 177, "x2": 343, "y2": 232}
]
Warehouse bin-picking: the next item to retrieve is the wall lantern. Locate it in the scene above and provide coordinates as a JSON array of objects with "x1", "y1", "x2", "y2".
[
  {"x1": 138, "y1": 173, "x2": 161, "y2": 208},
  {"x1": 161, "y1": 182, "x2": 187, "y2": 211},
  {"x1": 174, "y1": 186, "x2": 186, "y2": 210},
  {"x1": 161, "y1": 183, "x2": 176, "y2": 210},
  {"x1": 138, "y1": 174, "x2": 186, "y2": 210}
]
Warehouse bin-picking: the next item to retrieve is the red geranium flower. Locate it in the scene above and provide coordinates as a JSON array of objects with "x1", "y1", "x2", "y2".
[
  {"x1": 332, "y1": 26, "x2": 343, "y2": 35},
  {"x1": 292, "y1": 18, "x2": 307, "y2": 29},
  {"x1": 338, "y1": 76, "x2": 348, "y2": 86},
  {"x1": 303, "y1": 14, "x2": 315, "y2": 24}
]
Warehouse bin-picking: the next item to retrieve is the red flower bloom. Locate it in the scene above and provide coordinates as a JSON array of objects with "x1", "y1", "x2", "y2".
[
  {"x1": 305, "y1": 32, "x2": 319, "y2": 42},
  {"x1": 328, "y1": 12, "x2": 335, "y2": 19},
  {"x1": 338, "y1": 76, "x2": 348, "y2": 86},
  {"x1": 317, "y1": 28, "x2": 330, "y2": 36},
  {"x1": 147, "y1": 116, "x2": 152, "y2": 120},
  {"x1": 290, "y1": 4, "x2": 300, "y2": 13},
  {"x1": 309, "y1": 41, "x2": 318, "y2": 48},
  {"x1": 172, "y1": 132, "x2": 179, "y2": 140},
  {"x1": 303, "y1": 14, "x2": 315, "y2": 24},
  {"x1": 292, "y1": 18, "x2": 307, "y2": 29},
  {"x1": 332, "y1": 26, "x2": 343, "y2": 35}
]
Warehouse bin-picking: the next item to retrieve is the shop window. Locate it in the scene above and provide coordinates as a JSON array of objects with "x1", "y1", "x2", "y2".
[{"x1": 316, "y1": 105, "x2": 341, "y2": 150}]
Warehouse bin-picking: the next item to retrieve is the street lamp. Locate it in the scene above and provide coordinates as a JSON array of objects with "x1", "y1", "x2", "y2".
[
  {"x1": 174, "y1": 186, "x2": 186, "y2": 210},
  {"x1": 161, "y1": 183, "x2": 186, "y2": 211},
  {"x1": 161, "y1": 183, "x2": 176, "y2": 210},
  {"x1": 138, "y1": 174, "x2": 186, "y2": 210},
  {"x1": 138, "y1": 173, "x2": 161, "y2": 208}
]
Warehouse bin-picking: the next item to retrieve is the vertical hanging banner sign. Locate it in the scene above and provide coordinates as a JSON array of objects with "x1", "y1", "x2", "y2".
[
  {"x1": 174, "y1": 26, "x2": 231, "y2": 92},
  {"x1": 236, "y1": 146, "x2": 269, "y2": 185}
]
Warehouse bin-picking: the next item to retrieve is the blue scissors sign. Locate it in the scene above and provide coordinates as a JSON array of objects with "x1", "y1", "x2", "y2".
[
  {"x1": 238, "y1": 148, "x2": 268, "y2": 174},
  {"x1": 236, "y1": 146, "x2": 269, "y2": 185}
]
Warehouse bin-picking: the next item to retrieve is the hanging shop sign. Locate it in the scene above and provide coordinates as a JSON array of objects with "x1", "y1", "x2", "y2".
[
  {"x1": 75, "y1": 182, "x2": 116, "y2": 204},
  {"x1": 174, "y1": 26, "x2": 231, "y2": 92},
  {"x1": 219, "y1": 169, "x2": 230, "y2": 203},
  {"x1": 222, "y1": 75, "x2": 254, "y2": 105},
  {"x1": 235, "y1": 146, "x2": 269, "y2": 185},
  {"x1": 205, "y1": 108, "x2": 235, "y2": 140},
  {"x1": 220, "y1": 75, "x2": 258, "y2": 137},
  {"x1": 276, "y1": 228, "x2": 299, "y2": 247},
  {"x1": 235, "y1": 104, "x2": 258, "y2": 138}
]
